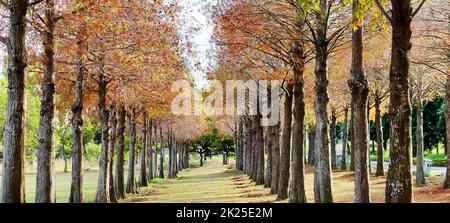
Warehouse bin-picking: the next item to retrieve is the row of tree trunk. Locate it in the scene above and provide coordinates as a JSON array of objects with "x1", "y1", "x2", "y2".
[{"x1": 232, "y1": 0, "x2": 447, "y2": 204}]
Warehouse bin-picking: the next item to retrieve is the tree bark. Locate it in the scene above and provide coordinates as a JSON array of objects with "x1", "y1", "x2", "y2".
[
  {"x1": 36, "y1": 0, "x2": 56, "y2": 203},
  {"x1": 69, "y1": 37, "x2": 85, "y2": 203},
  {"x1": 264, "y1": 127, "x2": 272, "y2": 188},
  {"x1": 108, "y1": 106, "x2": 118, "y2": 202},
  {"x1": 153, "y1": 124, "x2": 158, "y2": 178},
  {"x1": 415, "y1": 76, "x2": 426, "y2": 186},
  {"x1": 255, "y1": 88, "x2": 265, "y2": 185},
  {"x1": 269, "y1": 123, "x2": 280, "y2": 194},
  {"x1": 126, "y1": 107, "x2": 138, "y2": 194},
  {"x1": 237, "y1": 120, "x2": 244, "y2": 171},
  {"x1": 444, "y1": 76, "x2": 450, "y2": 189},
  {"x1": 244, "y1": 117, "x2": 252, "y2": 175},
  {"x1": 147, "y1": 119, "x2": 154, "y2": 180},
  {"x1": 330, "y1": 110, "x2": 338, "y2": 170},
  {"x1": 168, "y1": 128, "x2": 175, "y2": 179},
  {"x1": 277, "y1": 83, "x2": 293, "y2": 200},
  {"x1": 139, "y1": 113, "x2": 148, "y2": 187},
  {"x1": 184, "y1": 145, "x2": 190, "y2": 169},
  {"x1": 159, "y1": 126, "x2": 164, "y2": 178},
  {"x1": 349, "y1": 0, "x2": 371, "y2": 203},
  {"x1": 0, "y1": 0, "x2": 28, "y2": 203},
  {"x1": 350, "y1": 102, "x2": 355, "y2": 172},
  {"x1": 385, "y1": 0, "x2": 413, "y2": 203},
  {"x1": 415, "y1": 98, "x2": 425, "y2": 186},
  {"x1": 115, "y1": 105, "x2": 126, "y2": 199},
  {"x1": 288, "y1": 40, "x2": 307, "y2": 203},
  {"x1": 250, "y1": 117, "x2": 257, "y2": 181},
  {"x1": 307, "y1": 126, "x2": 316, "y2": 165},
  {"x1": 375, "y1": 96, "x2": 385, "y2": 177},
  {"x1": 96, "y1": 71, "x2": 110, "y2": 203},
  {"x1": 313, "y1": 0, "x2": 333, "y2": 203},
  {"x1": 341, "y1": 107, "x2": 349, "y2": 170},
  {"x1": 367, "y1": 101, "x2": 372, "y2": 174}
]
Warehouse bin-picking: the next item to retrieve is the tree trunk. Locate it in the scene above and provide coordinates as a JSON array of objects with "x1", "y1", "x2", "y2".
[
  {"x1": 0, "y1": 0, "x2": 28, "y2": 203},
  {"x1": 147, "y1": 120, "x2": 154, "y2": 180},
  {"x1": 237, "y1": 120, "x2": 244, "y2": 171},
  {"x1": 168, "y1": 129, "x2": 175, "y2": 179},
  {"x1": 36, "y1": 0, "x2": 56, "y2": 203},
  {"x1": 444, "y1": 76, "x2": 450, "y2": 189},
  {"x1": 349, "y1": 0, "x2": 370, "y2": 203},
  {"x1": 289, "y1": 40, "x2": 307, "y2": 203},
  {"x1": 126, "y1": 107, "x2": 138, "y2": 194},
  {"x1": 330, "y1": 110, "x2": 338, "y2": 170},
  {"x1": 108, "y1": 106, "x2": 118, "y2": 202},
  {"x1": 375, "y1": 96, "x2": 385, "y2": 177},
  {"x1": 234, "y1": 121, "x2": 240, "y2": 169},
  {"x1": 244, "y1": 117, "x2": 252, "y2": 174},
  {"x1": 385, "y1": 0, "x2": 413, "y2": 203},
  {"x1": 255, "y1": 88, "x2": 265, "y2": 185},
  {"x1": 307, "y1": 126, "x2": 316, "y2": 165},
  {"x1": 250, "y1": 117, "x2": 257, "y2": 181},
  {"x1": 139, "y1": 113, "x2": 148, "y2": 187},
  {"x1": 64, "y1": 157, "x2": 68, "y2": 173},
  {"x1": 313, "y1": 1, "x2": 333, "y2": 202},
  {"x1": 96, "y1": 75, "x2": 110, "y2": 203},
  {"x1": 115, "y1": 105, "x2": 126, "y2": 199},
  {"x1": 184, "y1": 145, "x2": 190, "y2": 169},
  {"x1": 350, "y1": 101, "x2": 355, "y2": 171},
  {"x1": 277, "y1": 83, "x2": 293, "y2": 200},
  {"x1": 69, "y1": 38, "x2": 85, "y2": 203},
  {"x1": 153, "y1": 124, "x2": 158, "y2": 178},
  {"x1": 200, "y1": 152, "x2": 203, "y2": 167},
  {"x1": 178, "y1": 144, "x2": 182, "y2": 171},
  {"x1": 341, "y1": 107, "x2": 349, "y2": 170},
  {"x1": 159, "y1": 126, "x2": 164, "y2": 178},
  {"x1": 264, "y1": 127, "x2": 272, "y2": 188},
  {"x1": 368, "y1": 101, "x2": 372, "y2": 174},
  {"x1": 269, "y1": 123, "x2": 280, "y2": 194},
  {"x1": 415, "y1": 97, "x2": 425, "y2": 186}
]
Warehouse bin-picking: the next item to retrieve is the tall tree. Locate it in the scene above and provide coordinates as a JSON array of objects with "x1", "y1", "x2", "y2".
[
  {"x1": 341, "y1": 106, "x2": 349, "y2": 170},
  {"x1": 0, "y1": 0, "x2": 32, "y2": 203},
  {"x1": 444, "y1": 76, "x2": 450, "y2": 189},
  {"x1": 69, "y1": 16, "x2": 86, "y2": 203},
  {"x1": 277, "y1": 83, "x2": 293, "y2": 200},
  {"x1": 139, "y1": 113, "x2": 149, "y2": 186},
  {"x1": 289, "y1": 38, "x2": 307, "y2": 203},
  {"x1": 349, "y1": 0, "x2": 371, "y2": 203},
  {"x1": 108, "y1": 105, "x2": 118, "y2": 203},
  {"x1": 374, "y1": 0, "x2": 427, "y2": 203},
  {"x1": 35, "y1": 0, "x2": 56, "y2": 203},
  {"x1": 126, "y1": 107, "x2": 139, "y2": 194},
  {"x1": 414, "y1": 75, "x2": 426, "y2": 186},
  {"x1": 147, "y1": 119, "x2": 154, "y2": 180},
  {"x1": 115, "y1": 105, "x2": 126, "y2": 199},
  {"x1": 95, "y1": 56, "x2": 111, "y2": 203}
]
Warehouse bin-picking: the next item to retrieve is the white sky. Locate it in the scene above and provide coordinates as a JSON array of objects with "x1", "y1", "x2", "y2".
[
  {"x1": 178, "y1": 0, "x2": 217, "y2": 89},
  {"x1": 0, "y1": 0, "x2": 218, "y2": 84}
]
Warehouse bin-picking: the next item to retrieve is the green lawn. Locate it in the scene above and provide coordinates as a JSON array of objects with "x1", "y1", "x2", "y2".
[{"x1": 123, "y1": 156, "x2": 276, "y2": 203}]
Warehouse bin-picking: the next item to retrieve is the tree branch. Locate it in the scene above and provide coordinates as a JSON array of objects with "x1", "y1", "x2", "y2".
[
  {"x1": 374, "y1": 0, "x2": 393, "y2": 25},
  {"x1": 28, "y1": 0, "x2": 44, "y2": 7},
  {"x1": 411, "y1": 0, "x2": 426, "y2": 18}
]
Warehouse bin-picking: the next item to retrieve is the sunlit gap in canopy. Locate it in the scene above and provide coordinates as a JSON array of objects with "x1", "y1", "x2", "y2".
[{"x1": 178, "y1": 0, "x2": 218, "y2": 91}]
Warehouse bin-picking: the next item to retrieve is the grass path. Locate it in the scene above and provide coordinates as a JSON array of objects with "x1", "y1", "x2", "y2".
[
  {"x1": 126, "y1": 158, "x2": 450, "y2": 203},
  {"x1": 124, "y1": 159, "x2": 277, "y2": 203}
]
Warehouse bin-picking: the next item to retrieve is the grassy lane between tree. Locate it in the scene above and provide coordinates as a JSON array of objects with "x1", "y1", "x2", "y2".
[
  {"x1": 1, "y1": 156, "x2": 448, "y2": 203},
  {"x1": 127, "y1": 157, "x2": 450, "y2": 203},
  {"x1": 123, "y1": 157, "x2": 276, "y2": 203}
]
